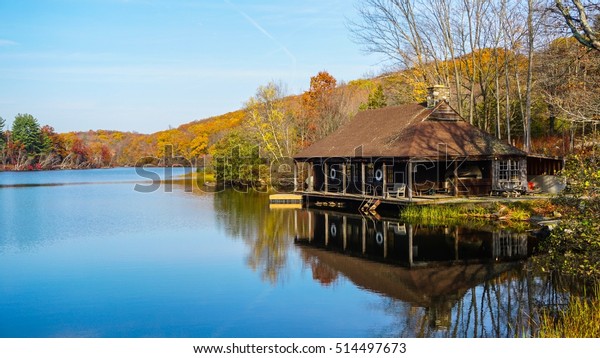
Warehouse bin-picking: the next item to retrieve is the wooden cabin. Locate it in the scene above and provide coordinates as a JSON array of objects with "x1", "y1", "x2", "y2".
[{"x1": 293, "y1": 86, "x2": 528, "y2": 200}]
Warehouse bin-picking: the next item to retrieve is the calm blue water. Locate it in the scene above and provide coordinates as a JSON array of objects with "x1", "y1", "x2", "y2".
[
  {"x1": 0, "y1": 169, "x2": 563, "y2": 338},
  {"x1": 0, "y1": 167, "x2": 189, "y2": 186},
  {"x1": 0, "y1": 168, "x2": 397, "y2": 338}
]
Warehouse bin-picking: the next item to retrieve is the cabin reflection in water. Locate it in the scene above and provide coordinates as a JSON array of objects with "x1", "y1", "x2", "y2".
[
  {"x1": 293, "y1": 209, "x2": 536, "y2": 333},
  {"x1": 293, "y1": 209, "x2": 531, "y2": 266}
]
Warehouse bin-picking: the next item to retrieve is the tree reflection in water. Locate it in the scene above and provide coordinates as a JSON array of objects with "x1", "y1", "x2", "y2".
[{"x1": 213, "y1": 190, "x2": 295, "y2": 284}]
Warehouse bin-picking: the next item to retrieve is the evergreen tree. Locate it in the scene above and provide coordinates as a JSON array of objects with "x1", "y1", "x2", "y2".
[
  {"x1": 11, "y1": 113, "x2": 42, "y2": 154},
  {"x1": 360, "y1": 84, "x2": 387, "y2": 110},
  {"x1": 40, "y1": 125, "x2": 55, "y2": 154},
  {"x1": 0, "y1": 116, "x2": 6, "y2": 150}
]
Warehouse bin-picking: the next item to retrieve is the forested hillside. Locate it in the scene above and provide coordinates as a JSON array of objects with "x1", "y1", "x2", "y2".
[{"x1": 0, "y1": 71, "x2": 371, "y2": 170}]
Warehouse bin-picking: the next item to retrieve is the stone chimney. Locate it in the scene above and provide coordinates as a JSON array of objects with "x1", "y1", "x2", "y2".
[{"x1": 426, "y1": 85, "x2": 450, "y2": 108}]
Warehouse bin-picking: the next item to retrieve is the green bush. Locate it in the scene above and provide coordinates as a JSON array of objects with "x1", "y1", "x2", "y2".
[{"x1": 539, "y1": 147, "x2": 600, "y2": 280}]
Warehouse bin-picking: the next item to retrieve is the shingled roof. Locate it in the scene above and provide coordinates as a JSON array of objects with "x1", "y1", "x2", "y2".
[{"x1": 294, "y1": 102, "x2": 526, "y2": 159}]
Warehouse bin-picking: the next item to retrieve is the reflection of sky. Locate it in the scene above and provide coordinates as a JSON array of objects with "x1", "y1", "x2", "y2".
[
  {"x1": 0, "y1": 169, "x2": 394, "y2": 337},
  {"x1": 0, "y1": 167, "x2": 190, "y2": 186}
]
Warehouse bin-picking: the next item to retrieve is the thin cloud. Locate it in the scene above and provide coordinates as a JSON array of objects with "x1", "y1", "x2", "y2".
[
  {"x1": 222, "y1": 0, "x2": 296, "y2": 78},
  {"x1": 0, "y1": 64, "x2": 303, "y2": 83},
  {"x1": 0, "y1": 39, "x2": 17, "y2": 46}
]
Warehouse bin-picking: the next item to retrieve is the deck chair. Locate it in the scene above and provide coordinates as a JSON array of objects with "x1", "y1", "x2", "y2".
[{"x1": 387, "y1": 183, "x2": 406, "y2": 198}]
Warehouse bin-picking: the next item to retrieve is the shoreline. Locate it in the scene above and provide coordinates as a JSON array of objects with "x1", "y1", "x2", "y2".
[{"x1": 0, "y1": 165, "x2": 199, "y2": 173}]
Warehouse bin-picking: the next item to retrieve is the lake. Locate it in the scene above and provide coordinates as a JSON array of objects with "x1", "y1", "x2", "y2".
[{"x1": 0, "y1": 168, "x2": 567, "y2": 338}]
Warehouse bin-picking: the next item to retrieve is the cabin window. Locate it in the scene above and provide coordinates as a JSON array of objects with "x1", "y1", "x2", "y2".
[
  {"x1": 366, "y1": 165, "x2": 374, "y2": 183},
  {"x1": 386, "y1": 168, "x2": 394, "y2": 184},
  {"x1": 498, "y1": 160, "x2": 521, "y2": 181},
  {"x1": 346, "y1": 164, "x2": 352, "y2": 182}
]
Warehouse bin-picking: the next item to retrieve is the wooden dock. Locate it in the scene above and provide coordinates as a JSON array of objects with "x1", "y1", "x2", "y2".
[
  {"x1": 297, "y1": 191, "x2": 551, "y2": 216},
  {"x1": 269, "y1": 194, "x2": 303, "y2": 204}
]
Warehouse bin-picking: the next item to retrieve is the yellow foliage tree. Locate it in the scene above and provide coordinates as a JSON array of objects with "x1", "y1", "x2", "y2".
[{"x1": 245, "y1": 82, "x2": 296, "y2": 161}]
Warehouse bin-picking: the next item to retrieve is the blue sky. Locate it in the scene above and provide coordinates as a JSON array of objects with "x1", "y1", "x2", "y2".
[{"x1": 0, "y1": 0, "x2": 380, "y2": 134}]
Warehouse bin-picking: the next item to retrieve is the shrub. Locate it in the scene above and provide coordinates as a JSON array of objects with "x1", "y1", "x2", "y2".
[{"x1": 539, "y1": 146, "x2": 600, "y2": 280}]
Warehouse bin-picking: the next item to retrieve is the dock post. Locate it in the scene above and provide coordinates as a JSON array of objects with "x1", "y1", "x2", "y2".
[
  {"x1": 408, "y1": 224, "x2": 414, "y2": 267},
  {"x1": 294, "y1": 209, "x2": 298, "y2": 237},
  {"x1": 324, "y1": 162, "x2": 329, "y2": 193},
  {"x1": 342, "y1": 162, "x2": 347, "y2": 195},
  {"x1": 343, "y1": 216, "x2": 347, "y2": 250},
  {"x1": 293, "y1": 160, "x2": 298, "y2": 192},
  {"x1": 362, "y1": 217, "x2": 366, "y2": 254},
  {"x1": 382, "y1": 163, "x2": 387, "y2": 198},
  {"x1": 325, "y1": 213, "x2": 329, "y2": 246},
  {"x1": 383, "y1": 221, "x2": 388, "y2": 258},
  {"x1": 453, "y1": 160, "x2": 458, "y2": 196},
  {"x1": 454, "y1": 227, "x2": 459, "y2": 261},
  {"x1": 309, "y1": 163, "x2": 314, "y2": 192},
  {"x1": 308, "y1": 211, "x2": 313, "y2": 242},
  {"x1": 361, "y1": 162, "x2": 366, "y2": 195},
  {"x1": 407, "y1": 161, "x2": 413, "y2": 201}
]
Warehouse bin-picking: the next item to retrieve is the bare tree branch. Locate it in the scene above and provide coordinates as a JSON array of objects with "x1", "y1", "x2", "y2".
[{"x1": 555, "y1": 0, "x2": 600, "y2": 51}]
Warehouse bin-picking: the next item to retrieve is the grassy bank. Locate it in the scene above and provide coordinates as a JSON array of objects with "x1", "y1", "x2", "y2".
[
  {"x1": 177, "y1": 171, "x2": 216, "y2": 184},
  {"x1": 537, "y1": 286, "x2": 600, "y2": 338},
  {"x1": 158, "y1": 171, "x2": 218, "y2": 193},
  {"x1": 399, "y1": 199, "x2": 558, "y2": 228}
]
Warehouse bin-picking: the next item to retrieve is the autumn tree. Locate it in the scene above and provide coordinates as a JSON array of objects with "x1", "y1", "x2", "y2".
[
  {"x1": 116, "y1": 133, "x2": 156, "y2": 166},
  {"x1": 537, "y1": 36, "x2": 600, "y2": 151},
  {"x1": 350, "y1": 0, "x2": 480, "y2": 120},
  {"x1": 297, "y1": 71, "x2": 353, "y2": 147},
  {"x1": 298, "y1": 71, "x2": 336, "y2": 146},
  {"x1": 245, "y1": 82, "x2": 295, "y2": 161},
  {"x1": 374, "y1": 72, "x2": 427, "y2": 105},
  {"x1": 89, "y1": 142, "x2": 113, "y2": 167},
  {"x1": 38, "y1": 125, "x2": 67, "y2": 169},
  {"x1": 302, "y1": 71, "x2": 337, "y2": 118},
  {"x1": 178, "y1": 111, "x2": 244, "y2": 161},
  {"x1": 59, "y1": 133, "x2": 91, "y2": 168},
  {"x1": 155, "y1": 129, "x2": 191, "y2": 162}
]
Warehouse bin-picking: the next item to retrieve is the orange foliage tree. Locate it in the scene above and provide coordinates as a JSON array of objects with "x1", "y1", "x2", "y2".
[{"x1": 298, "y1": 71, "x2": 337, "y2": 147}]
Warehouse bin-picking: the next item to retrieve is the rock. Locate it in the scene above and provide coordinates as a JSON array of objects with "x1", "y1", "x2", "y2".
[{"x1": 535, "y1": 225, "x2": 552, "y2": 240}]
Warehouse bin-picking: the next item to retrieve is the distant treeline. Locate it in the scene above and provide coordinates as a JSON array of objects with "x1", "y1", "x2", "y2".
[
  {"x1": 0, "y1": 71, "x2": 372, "y2": 172},
  {"x1": 0, "y1": 110, "x2": 245, "y2": 171}
]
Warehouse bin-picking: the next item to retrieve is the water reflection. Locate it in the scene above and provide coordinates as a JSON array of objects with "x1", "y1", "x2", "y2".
[
  {"x1": 292, "y1": 208, "x2": 562, "y2": 337},
  {"x1": 294, "y1": 210, "x2": 533, "y2": 266},
  {"x1": 211, "y1": 190, "x2": 572, "y2": 337},
  {"x1": 213, "y1": 191, "x2": 295, "y2": 284},
  {"x1": 2, "y1": 171, "x2": 575, "y2": 338}
]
